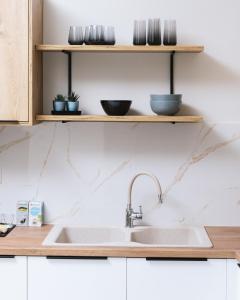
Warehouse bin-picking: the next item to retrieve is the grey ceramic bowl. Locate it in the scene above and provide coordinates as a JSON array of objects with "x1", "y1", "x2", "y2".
[
  {"x1": 150, "y1": 94, "x2": 182, "y2": 102},
  {"x1": 150, "y1": 94, "x2": 182, "y2": 116}
]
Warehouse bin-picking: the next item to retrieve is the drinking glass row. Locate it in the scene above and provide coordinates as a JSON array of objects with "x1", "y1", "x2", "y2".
[
  {"x1": 133, "y1": 19, "x2": 177, "y2": 46},
  {"x1": 68, "y1": 25, "x2": 116, "y2": 45}
]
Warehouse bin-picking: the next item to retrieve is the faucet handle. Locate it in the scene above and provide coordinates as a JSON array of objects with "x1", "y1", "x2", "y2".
[
  {"x1": 126, "y1": 205, "x2": 143, "y2": 228},
  {"x1": 134, "y1": 205, "x2": 143, "y2": 220}
]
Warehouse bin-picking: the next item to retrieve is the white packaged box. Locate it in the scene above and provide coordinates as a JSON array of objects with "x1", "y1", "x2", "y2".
[
  {"x1": 29, "y1": 201, "x2": 43, "y2": 227},
  {"x1": 16, "y1": 201, "x2": 29, "y2": 226}
]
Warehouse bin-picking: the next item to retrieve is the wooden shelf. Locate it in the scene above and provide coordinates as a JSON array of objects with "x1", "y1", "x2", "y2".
[
  {"x1": 35, "y1": 45, "x2": 204, "y2": 124},
  {"x1": 36, "y1": 45, "x2": 204, "y2": 53},
  {"x1": 36, "y1": 115, "x2": 203, "y2": 123}
]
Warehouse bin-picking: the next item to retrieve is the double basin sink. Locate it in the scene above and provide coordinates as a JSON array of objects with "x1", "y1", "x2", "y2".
[{"x1": 43, "y1": 226, "x2": 213, "y2": 248}]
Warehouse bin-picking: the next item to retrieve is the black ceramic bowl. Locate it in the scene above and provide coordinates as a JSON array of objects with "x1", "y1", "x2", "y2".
[{"x1": 101, "y1": 100, "x2": 132, "y2": 116}]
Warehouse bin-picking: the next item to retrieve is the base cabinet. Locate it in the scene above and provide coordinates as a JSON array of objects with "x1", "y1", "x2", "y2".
[
  {"x1": 127, "y1": 258, "x2": 226, "y2": 300},
  {"x1": 28, "y1": 257, "x2": 126, "y2": 300},
  {"x1": 1, "y1": 256, "x2": 238, "y2": 300},
  {"x1": 0, "y1": 256, "x2": 27, "y2": 300},
  {"x1": 227, "y1": 259, "x2": 240, "y2": 300}
]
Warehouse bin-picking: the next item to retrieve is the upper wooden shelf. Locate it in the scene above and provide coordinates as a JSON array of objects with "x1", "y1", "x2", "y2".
[
  {"x1": 36, "y1": 45, "x2": 204, "y2": 53},
  {"x1": 36, "y1": 115, "x2": 203, "y2": 123}
]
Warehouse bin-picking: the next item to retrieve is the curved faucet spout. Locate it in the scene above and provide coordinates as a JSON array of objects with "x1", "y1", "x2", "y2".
[
  {"x1": 128, "y1": 172, "x2": 163, "y2": 208},
  {"x1": 126, "y1": 172, "x2": 163, "y2": 228}
]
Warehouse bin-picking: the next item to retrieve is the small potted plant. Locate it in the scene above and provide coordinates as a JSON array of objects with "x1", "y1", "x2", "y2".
[
  {"x1": 66, "y1": 92, "x2": 80, "y2": 112},
  {"x1": 53, "y1": 94, "x2": 66, "y2": 112}
]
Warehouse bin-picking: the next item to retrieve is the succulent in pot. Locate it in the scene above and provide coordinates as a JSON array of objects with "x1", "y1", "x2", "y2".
[
  {"x1": 66, "y1": 92, "x2": 80, "y2": 112},
  {"x1": 53, "y1": 94, "x2": 66, "y2": 112}
]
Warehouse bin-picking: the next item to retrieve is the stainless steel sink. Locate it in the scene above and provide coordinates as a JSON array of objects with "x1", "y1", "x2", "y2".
[{"x1": 43, "y1": 225, "x2": 213, "y2": 248}]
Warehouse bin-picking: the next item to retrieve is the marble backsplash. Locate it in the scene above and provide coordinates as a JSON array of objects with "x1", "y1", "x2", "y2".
[{"x1": 0, "y1": 121, "x2": 239, "y2": 226}]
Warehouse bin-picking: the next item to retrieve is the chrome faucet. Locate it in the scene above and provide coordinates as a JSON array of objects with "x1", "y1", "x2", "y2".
[{"x1": 126, "y1": 172, "x2": 163, "y2": 228}]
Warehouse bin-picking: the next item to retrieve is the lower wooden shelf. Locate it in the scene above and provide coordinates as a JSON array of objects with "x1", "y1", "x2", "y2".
[{"x1": 36, "y1": 115, "x2": 203, "y2": 123}]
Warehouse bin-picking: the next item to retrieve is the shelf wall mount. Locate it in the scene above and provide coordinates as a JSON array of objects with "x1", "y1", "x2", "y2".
[
  {"x1": 62, "y1": 50, "x2": 72, "y2": 97},
  {"x1": 36, "y1": 45, "x2": 204, "y2": 123},
  {"x1": 170, "y1": 51, "x2": 175, "y2": 95},
  {"x1": 61, "y1": 49, "x2": 176, "y2": 97}
]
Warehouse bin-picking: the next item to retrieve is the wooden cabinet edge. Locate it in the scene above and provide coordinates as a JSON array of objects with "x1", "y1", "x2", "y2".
[
  {"x1": 28, "y1": 0, "x2": 43, "y2": 126},
  {"x1": 0, "y1": 0, "x2": 43, "y2": 126}
]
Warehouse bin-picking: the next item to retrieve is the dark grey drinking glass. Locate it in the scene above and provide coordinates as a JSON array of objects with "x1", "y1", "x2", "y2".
[
  {"x1": 104, "y1": 26, "x2": 116, "y2": 45},
  {"x1": 148, "y1": 19, "x2": 161, "y2": 45},
  {"x1": 84, "y1": 26, "x2": 90, "y2": 44},
  {"x1": 84, "y1": 25, "x2": 96, "y2": 45},
  {"x1": 163, "y1": 20, "x2": 177, "y2": 45},
  {"x1": 133, "y1": 20, "x2": 146, "y2": 45},
  {"x1": 89, "y1": 25, "x2": 96, "y2": 44},
  {"x1": 95, "y1": 25, "x2": 105, "y2": 44},
  {"x1": 68, "y1": 26, "x2": 84, "y2": 45}
]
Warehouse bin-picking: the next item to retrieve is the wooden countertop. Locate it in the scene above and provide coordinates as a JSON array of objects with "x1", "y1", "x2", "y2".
[{"x1": 0, "y1": 225, "x2": 240, "y2": 259}]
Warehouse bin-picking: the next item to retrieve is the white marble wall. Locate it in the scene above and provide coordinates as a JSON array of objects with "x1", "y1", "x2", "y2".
[
  {"x1": 0, "y1": 122, "x2": 240, "y2": 226},
  {"x1": 1, "y1": 0, "x2": 240, "y2": 226}
]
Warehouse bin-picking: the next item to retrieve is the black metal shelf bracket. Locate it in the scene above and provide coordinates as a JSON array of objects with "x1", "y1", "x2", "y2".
[
  {"x1": 62, "y1": 51, "x2": 72, "y2": 97},
  {"x1": 170, "y1": 51, "x2": 175, "y2": 95},
  {"x1": 61, "y1": 50, "x2": 176, "y2": 124},
  {"x1": 62, "y1": 50, "x2": 175, "y2": 97}
]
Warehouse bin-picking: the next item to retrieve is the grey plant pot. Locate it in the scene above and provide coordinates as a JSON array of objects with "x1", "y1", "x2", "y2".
[
  {"x1": 53, "y1": 101, "x2": 66, "y2": 112},
  {"x1": 67, "y1": 101, "x2": 79, "y2": 112}
]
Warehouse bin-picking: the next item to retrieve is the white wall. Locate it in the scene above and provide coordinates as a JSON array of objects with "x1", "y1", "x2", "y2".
[
  {"x1": 43, "y1": 0, "x2": 240, "y2": 122},
  {"x1": 0, "y1": 0, "x2": 240, "y2": 226}
]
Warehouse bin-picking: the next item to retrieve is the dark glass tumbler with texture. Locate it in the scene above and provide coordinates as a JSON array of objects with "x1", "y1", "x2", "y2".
[
  {"x1": 84, "y1": 25, "x2": 96, "y2": 45},
  {"x1": 68, "y1": 26, "x2": 84, "y2": 45},
  {"x1": 148, "y1": 19, "x2": 161, "y2": 45},
  {"x1": 104, "y1": 26, "x2": 116, "y2": 45},
  {"x1": 95, "y1": 25, "x2": 105, "y2": 45},
  {"x1": 133, "y1": 20, "x2": 146, "y2": 45},
  {"x1": 163, "y1": 20, "x2": 177, "y2": 46}
]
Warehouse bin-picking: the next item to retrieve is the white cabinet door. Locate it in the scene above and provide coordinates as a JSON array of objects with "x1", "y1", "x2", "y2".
[
  {"x1": 28, "y1": 257, "x2": 126, "y2": 300},
  {"x1": 127, "y1": 258, "x2": 226, "y2": 300},
  {"x1": 227, "y1": 259, "x2": 240, "y2": 300},
  {"x1": 0, "y1": 256, "x2": 27, "y2": 300}
]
